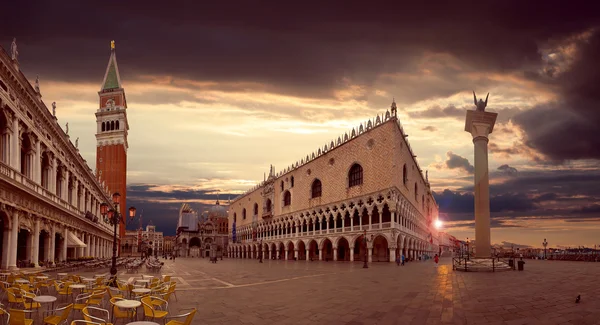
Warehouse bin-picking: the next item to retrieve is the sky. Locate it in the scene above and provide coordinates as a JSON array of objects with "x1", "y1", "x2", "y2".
[{"x1": 4, "y1": 2, "x2": 600, "y2": 248}]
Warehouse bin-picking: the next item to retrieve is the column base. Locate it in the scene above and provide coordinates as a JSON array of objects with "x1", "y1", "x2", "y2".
[{"x1": 8, "y1": 266, "x2": 19, "y2": 271}]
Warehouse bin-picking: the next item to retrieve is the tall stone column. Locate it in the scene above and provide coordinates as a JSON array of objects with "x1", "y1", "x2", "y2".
[
  {"x1": 63, "y1": 227, "x2": 68, "y2": 261},
  {"x1": 9, "y1": 211, "x2": 19, "y2": 270},
  {"x1": 49, "y1": 224, "x2": 56, "y2": 264},
  {"x1": 34, "y1": 138, "x2": 41, "y2": 183},
  {"x1": 33, "y1": 219, "x2": 40, "y2": 267},
  {"x1": 464, "y1": 101, "x2": 497, "y2": 259}
]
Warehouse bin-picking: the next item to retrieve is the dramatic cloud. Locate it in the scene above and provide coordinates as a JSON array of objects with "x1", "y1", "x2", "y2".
[
  {"x1": 513, "y1": 29, "x2": 600, "y2": 161},
  {"x1": 3, "y1": 2, "x2": 599, "y2": 246},
  {"x1": 497, "y1": 164, "x2": 518, "y2": 176},
  {"x1": 442, "y1": 152, "x2": 474, "y2": 174}
]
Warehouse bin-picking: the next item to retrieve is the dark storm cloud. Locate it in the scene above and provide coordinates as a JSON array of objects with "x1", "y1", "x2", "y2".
[
  {"x1": 444, "y1": 152, "x2": 474, "y2": 174},
  {"x1": 3, "y1": 2, "x2": 599, "y2": 102},
  {"x1": 436, "y1": 168, "x2": 600, "y2": 224},
  {"x1": 497, "y1": 164, "x2": 518, "y2": 176},
  {"x1": 409, "y1": 105, "x2": 523, "y2": 123},
  {"x1": 513, "y1": 30, "x2": 600, "y2": 161}
]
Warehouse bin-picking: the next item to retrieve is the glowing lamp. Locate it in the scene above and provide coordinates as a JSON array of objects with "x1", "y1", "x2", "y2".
[
  {"x1": 129, "y1": 206, "x2": 137, "y2": 219},
  {"x1": 100, "y1": 202, "x2": 109, "y2": 215},
  {"x1": 112, "y1": 192, "x2": 121, "y2": 205},
  {"x1": 434, "y1": 219, "x2": 443, "y2": 229}
]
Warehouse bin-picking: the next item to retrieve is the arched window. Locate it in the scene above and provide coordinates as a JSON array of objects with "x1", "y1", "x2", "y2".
[
  {"x1": 253, "y1": 203, "x2": 258, "y2": 215},
  {"x1": 283, "y1": 191, "x2": 291, "y2": 206},
  {"x1": 116, "y1": 120, "x2": 120, "y2": 130},
  {"x1": 110, "y1": 121, "x2": 115, "y2": 130},
  {"x1": 101, "y1": 122, "x2": 105, "y2": 132},
  {"x1": 291, "y1": 176, "x2": 294, "y2": 187},
  {"x1": 414, "y1": 183, "x2": 418, "y2": 201},
  {"x1": 280, "y1": 181, "x2": 284, "y2": 191},
  {"x1": 348, "y1": 163, "x2": 363, "y2": 187},
  {"x1": 242, "y1": 208, "x2": 246, "y2": 220},
  {"x1": 311, "y1": 179, "x2": 322, "y2": 198},
  {"x1": 422, "y1": 195, "x2": 424, "y2": 210},
  {"x1": 266, "y1": 199, "x2": 272, "y2": 213},
  {"x1": 233, "y1": 213, "x2": 237, "y2": 223},
  {"x1": 403, "y1": 164, "x2": 407, "y2": 185}
]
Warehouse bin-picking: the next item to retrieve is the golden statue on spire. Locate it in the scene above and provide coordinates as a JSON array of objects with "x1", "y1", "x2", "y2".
[{"x1": 110, "y1": 40, "x2": 115, "y2": 50}]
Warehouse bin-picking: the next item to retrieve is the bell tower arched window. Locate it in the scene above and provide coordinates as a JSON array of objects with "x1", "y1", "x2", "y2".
[
  {"x1": 311, "y1": 179, "x2": 322, "y2": 198},
  {"x1": 101, "y1": 122, "x2": 106, "y2": 132},
  {"x1": 283, "y1": 191, "x2": 291, "y2": 206},
  {"x1": 116, "y1": 120, "x2": 120, "y2": 130},
  {"x1": 348, "y1": 163, "x2": 363, "y2": 187}
]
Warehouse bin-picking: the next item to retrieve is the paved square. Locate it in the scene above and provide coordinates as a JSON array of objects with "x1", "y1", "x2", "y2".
[{"x1": 154, "y1": 258, "x2": 600, "y2": 325}]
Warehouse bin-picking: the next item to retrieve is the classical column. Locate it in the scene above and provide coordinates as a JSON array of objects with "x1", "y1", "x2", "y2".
[
  {"x1": 63, "y1": 170, "x2": 70, "y2": 201},
  {"x1": 10, "y1": 117, "x2": 20, "y2": 169},
  {"x1": 333, "y1": 248, "x2": 337, "y2": 261},
  {"x1": 49, "y1": 156, "x2": 56, "y2": 194},
  {"x1": 465, "y1": 105, "x2": 497, "y2": 259},
  {"x1": 33, "y1": 219, "x2": 40, "y2": 267},
  {"x1": 49, "y1": 224, "x2": 56, "y2": 264},
  {"x1": 305, "y1": 249, "x2": 309, "y2": 261},
  {"x1": 350, "y1": 215, "x2": 354, "y2": 231},
  {"x1": 62, "y1": 227, "x2": 68, "y2": 261},
  {"x1": 34, "y1": 138, "x2": 41, "y2": 183},
  {"x1": 8, "y1": 211, "x2": 19, "y2": 270},
  {"x1": 284, "y1": 249, "x2": 288, "y2": 260},
  {"x1": 368, "y1": 212, "x2": 372, "y2": 230},
  {"x1": 318, "y1": 249, "x2": 323, "y2": 261},
  {"x1": 85, "y1": 234, "x2": 90, "y2": 257},
  {"x1": 367, "y1": 245, "x2": 372, "y2": 263},
  {"x1": 389, "y1": 247, "x2": 396, "y2": 263},
  {"x1": 391, "y1": 212, "x2": 395, "y2": 228},
  {"x1": 349, "y1": 246, "x2": 354, "y2": 261}
]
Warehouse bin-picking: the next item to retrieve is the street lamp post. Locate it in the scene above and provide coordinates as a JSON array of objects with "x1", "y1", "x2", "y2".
[
  {"x1": 100, "y1": 192, "x2": 136, "y2": 287},
  {"x1": 543, "y1": 238, "x2": 548, "y2": 260}
]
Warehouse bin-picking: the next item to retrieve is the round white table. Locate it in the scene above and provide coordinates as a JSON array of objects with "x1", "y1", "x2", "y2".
[
  {"x1": 131, "y1": 288, "x2": 151, "y2": 298},
  {"x1": 135, "y1": 279, "x2": 150, "y2": 287},
  {"x1": 57, "y1": 273, "x2": 68, "y2": 280},
  {"x1": 126, "y1": 322, "x2": 159, "y2": 325},
  {"x1": 36, "y1": 276, "x2": 49, "y2": 280},
  {"x1": 33, "y1": 296, "x2": 57, "y2": 322},
  {"x1": 15, "y1": 279, "x2": 29, "y2": 284},
  {"x1": 115, "y1": 300, "x2": 142, "y2": 322}
]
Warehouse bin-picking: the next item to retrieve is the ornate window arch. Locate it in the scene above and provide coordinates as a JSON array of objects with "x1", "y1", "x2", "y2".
[
  {"x1": 266, "y1": 199, "x2": 272, "y2": 213},
  {"x1": 253, "y1": 203, "x2": 258, "y2": 215},
  {"x1": 311, "y1": 179, "x2": 322, "y2": 198},
  {"x1": 283, "y1": 191, "x2": 291, "y2": 206},
  {"x1": 116, "y1": 120, "x2": 120, "y2": 130},
  {"x1": 233, "y1": 213, "x2": 237, "y2": 223},
  {"x1": 348, "y1": 163, "x2": 363, "y2": 187},
  {"x1": 403, "y1": 164, "x2": 407, "y2": 185},
  {"x1": 101, "y1": 122, "x2": 106, "y2": 132},
  {"x1": 242, "y1": 208, "x2": 246, "y2": 220},
  {"x1": 414, "y1": 183, "x2": 418, "y2": 201},
  {"x1": 291, "y1": 176, "x2": 294, "y2": 187}
]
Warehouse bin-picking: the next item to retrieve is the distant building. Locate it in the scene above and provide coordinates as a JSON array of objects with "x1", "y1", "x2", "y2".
[
  {"x1": 176, "y1": 201, "x2": 229, "y2": 257},
  {"x1": 163, "y1": 236, "x2": 175, "y2": 254},
  {"x1": 438, "y1": 232, "x2": 458, "y2": 257},
  {"x1": 120, "y1": 223, "x2": 163, "y2": 256}
]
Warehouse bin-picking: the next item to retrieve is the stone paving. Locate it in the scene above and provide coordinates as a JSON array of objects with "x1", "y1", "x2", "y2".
[
  {"x1": 39, "y1": 257, "x2": 600, "y2": 324},
  {"x1": 150, "y1": 257, "x2": 600, "y2": 325}
]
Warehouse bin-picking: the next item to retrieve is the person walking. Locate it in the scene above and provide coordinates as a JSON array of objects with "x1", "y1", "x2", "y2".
[
  {"x1": 396, "y1": 254, "x2": 400, "y2": 266},
  {"x1": 434, "y1": 254, "x2": 439, "y2": 267},
  {"x1": 401, "y1": 253, "x2": 405, "y2": 266}
]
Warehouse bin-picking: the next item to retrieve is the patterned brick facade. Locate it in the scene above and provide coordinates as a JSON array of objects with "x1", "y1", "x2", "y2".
[{"x1": 228, "y1": 103, "x2": 440, "y2": 263}]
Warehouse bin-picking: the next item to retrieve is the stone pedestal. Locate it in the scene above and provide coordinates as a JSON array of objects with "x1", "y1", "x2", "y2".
[{"x1": 465, "y1": 110, "x2": 497, "y2": 258}]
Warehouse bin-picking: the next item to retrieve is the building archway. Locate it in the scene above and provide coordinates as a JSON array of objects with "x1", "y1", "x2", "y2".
[
  {"x1": 372, "y1": 235, "x2": 389, "y2": 262},
  {"x1": 278, "y1": 242, "x2": 284, "y2": 260},
  {"x1": 287, "y1": 242, "x2": 294, "y2": 260},
  {"x1": 189, "y1": 237, "x2": 201, "y2": 248},
  {"x1": 0, "y1": 212, "x2": 7, "y2": 267},
  {"x1": 270, "y1": 243, "x2": 276, "y2": 259},
  {"x1": 353, "y1": 234, "x2": 367, "y2": 261},
  {"x1": 337, "y1": 237, "x2": 350, "y2": 261},
  {"x1": 322, "y1": 238, "x2": 333, "y2": 261},
  {"x1": 297, "y1": 241, "x2": 306, "y2": 260},
  {"x1": 308, "y1": 240, "x2": 318, "y2": 260}
]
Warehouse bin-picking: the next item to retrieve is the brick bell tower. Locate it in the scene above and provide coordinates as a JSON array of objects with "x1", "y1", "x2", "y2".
[{"x1": 95, "y1": 40, "x2": 129, "y2": 254}]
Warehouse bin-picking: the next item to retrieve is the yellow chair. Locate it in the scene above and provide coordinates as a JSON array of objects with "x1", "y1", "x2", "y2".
[
  {"x1": 42, "y1": 303, "x2": 72, "y2": 325},
  {"x1": 53, "y1": 282, "x2": 72, "y2": 301},
  {"x1": 73, "y1": 293, "x2": 91, "y2": 317},
  {"x1": 141, "y1": 296, "x2": 168, "y2": 322},
  {"x1": 5, "y1": 288, "x2": 25, "y2": 309},
  {"x1": 18, "y1": 290, "x2": 41, "y2": 310},
  {"x1": 0, "y1": 306, "x2": 10, "y2": 325},
  {"x1": 109, "y1": 297, "x2": 135, "y2": 323},
  {"x1": 162, "y1": 275, "x2": 171, "y2": 283},
  {"x1": 106, "y1": 288, "x2": 123, "y2": 301},
  {"x1": 165, "y1": 308, "x2": 196, "y2": 325},
  {"x1": 8, "y1": 308, "x2": 33, "y2": 325},
  {"x1": 87, "y1": 289, "x2": 105, "y2": 307},
  {"x1": 82, "y1": 306, "x2": 113, "y2": 325},
  {"x1": 70, "y1": 321, "x2": 102, "y2": 325}
]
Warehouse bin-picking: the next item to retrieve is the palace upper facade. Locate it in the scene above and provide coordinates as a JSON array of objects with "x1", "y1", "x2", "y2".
[
  {"x1": 228, "y1": 103, "x2": 440, "y2": 263},
  {"x1": 0, "y1": 43, "x2": 115, "y2": 270}
]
